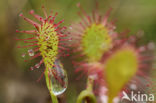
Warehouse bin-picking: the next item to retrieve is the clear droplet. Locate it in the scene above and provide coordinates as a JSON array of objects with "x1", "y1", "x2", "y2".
[
  {"x1": 21, "y1": 53, "x2": 26, "y2": 57},
  {"x1": 49, "y1": 60, "x2": 68, "y2": 96},
  {"x1": 28, "y1": 49, "x2": 34, "y2": 56},
  {"x1": 35, "y1": 63, "x2": 40, "y2": 68}
]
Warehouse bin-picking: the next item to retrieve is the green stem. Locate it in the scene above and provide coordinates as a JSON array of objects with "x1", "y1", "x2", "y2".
[
  {"x1": 76, "y1": 77, "x2": 97, "y2": 103},
  {"x1": 76, "y1": 90, "x2": 96, "y2": 103},
  {"x1": 45, "y1": 68, "x2": 58, "y2": 103},
  {"x1": 87, "y1": 77, "x2": 94, "y2": 91}
]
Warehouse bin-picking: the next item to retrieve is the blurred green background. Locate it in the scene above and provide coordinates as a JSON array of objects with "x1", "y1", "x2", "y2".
[{"x1": 0, "y1": 0, "x2": 156, "y2": 103}]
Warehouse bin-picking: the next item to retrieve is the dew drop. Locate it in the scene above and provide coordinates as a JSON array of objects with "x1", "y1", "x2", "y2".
[
  {"x1": 35, "y1": 63, "x2": 40, "y2": 68},
  {"x1": 21, "y1": 53, "x2": 26, "y2": 57},
  {"x1": 49, "y1": 60, "x2": 68, "y2": 96},
  {"x1": 28, "y1": 49, "x2": 34, "y2": 56}
]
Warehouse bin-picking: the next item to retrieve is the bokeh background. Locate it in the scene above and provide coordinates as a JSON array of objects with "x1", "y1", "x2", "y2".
[{"x1": 0, "y1": 0, "x2": 156, "y2": 103}]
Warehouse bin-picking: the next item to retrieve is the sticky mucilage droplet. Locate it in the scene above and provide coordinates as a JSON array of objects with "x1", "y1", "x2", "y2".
[
  {"x1": 49, "y1": 60, "x2": 68, "y2": 96},
  {"x1": 28, "y1": 49, "x2": 34, "y2": 56}
]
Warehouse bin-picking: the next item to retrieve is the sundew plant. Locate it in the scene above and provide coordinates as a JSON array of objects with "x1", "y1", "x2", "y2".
[
  {"x1": 16, "y1": 6, "x2": 69, "y2": 103},
  {"x1": 15, "y1": 1, "x2": 156, "y2": 103}
]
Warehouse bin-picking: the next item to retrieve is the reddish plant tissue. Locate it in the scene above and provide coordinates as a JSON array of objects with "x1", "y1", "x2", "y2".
[
  {"x1": 69, "y1": 3, "x2": 156, "y2": 102},
  {"x1": 16, "y1": 6, "x2": 70, "y2": 81}
]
